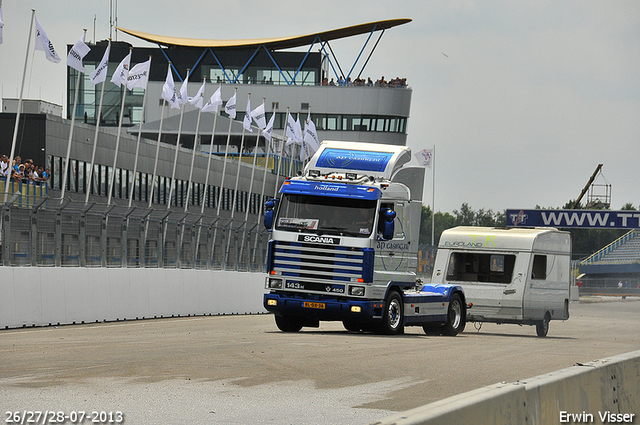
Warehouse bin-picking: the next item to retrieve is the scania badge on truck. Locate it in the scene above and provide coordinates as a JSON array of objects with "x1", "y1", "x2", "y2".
[{"x1": 262, "y1": 141, "x2": 467, "y2": 336}]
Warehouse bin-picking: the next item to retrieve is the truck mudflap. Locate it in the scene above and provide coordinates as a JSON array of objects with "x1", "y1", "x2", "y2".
[{"x1": 264, "y1": 292, "x2": 383, "y2": 323}]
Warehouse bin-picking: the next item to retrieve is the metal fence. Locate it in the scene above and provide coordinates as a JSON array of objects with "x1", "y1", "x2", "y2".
[{"x1": 1, "y1": 196, "x2": 269, "y2": 272}]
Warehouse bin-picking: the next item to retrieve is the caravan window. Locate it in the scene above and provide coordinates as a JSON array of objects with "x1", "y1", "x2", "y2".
[
  {"x1": 446, "y1": 252, "x2": 516, "y2": 284},
  {"x1": 532, "y1": 255, "x2": 547, "y2": 279}
]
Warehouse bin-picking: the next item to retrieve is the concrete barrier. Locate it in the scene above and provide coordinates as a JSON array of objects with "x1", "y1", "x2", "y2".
[
  {"x1": 371, "y1": 350, "x2": 640, "y2": 425},
  {"x1": 0, "y1": 267, "x2": 267, "y2": 329}
]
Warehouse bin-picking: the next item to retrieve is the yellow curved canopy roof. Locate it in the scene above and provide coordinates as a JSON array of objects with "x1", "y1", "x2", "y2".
[{"x1": 117, "y1": 19, "x2": 411, "y2": 50}]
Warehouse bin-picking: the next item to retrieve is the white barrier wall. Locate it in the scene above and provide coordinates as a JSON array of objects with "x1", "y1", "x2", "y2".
[
  {"x1": 373, "y1": 349, "x2": 640, "y2": 425},
  {"x1": 0, "y1": 267, "x2": 267, "y2": 329}
]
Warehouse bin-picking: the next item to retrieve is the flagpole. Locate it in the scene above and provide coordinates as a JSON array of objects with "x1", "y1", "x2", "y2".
[
  {"x1": 243, "y1": 98, "x2": 265, "y2": 223},
  {"x1": 128, "y1": 55, "x2": 152, "y2": 208},
  {"x1": 216, "y1": 87, "x2": 237, "y2": 217},
  {"x1": 60, "y1": 29, "x2": 87, "y2": 204},
  {"x1": 85, "y1": 40, "x2": 111, "y2": 206},
  {"x1": 108, "y1": 46, "x2": 133, "y2": 205},
  {"x1": 259, "y1": 106, "x2": 277, "y2": 218},
  {"x1": 252, "y1": 107, "x2": 277, "y2": 267},
  {"x1": 167, "y1": 68, "x2": 189, "y2": 210},
  {"x1": 287, "y1": 113, "x2": 299, "y2": 178},
  {"x1": 148, "y1": 100, "x2": 166, "y2": 209},
  {"x1": 201, "y1": 84, "x2": 221, "y2": 215},
  {"x1": 273, "y1": 107, "x2": 289, "y2": 199},
  {"x1": 230, "y1": 93, "x2": 250, "y2": 221},
  {"x1": 184, "y1": 77, "x2": 205, "y2": 213},
  {"x1": 431, "y1": 144, "x2": 436, "y2": 246},
  {"x1": 238, "y1": 98, "x2": 265, "y2": 262},
  {"x1": 4, "y1": 9, "x2": 35, "y2": 203},
  {"x1": 148, "y1": 63, "x2": 172, "y2": 209},
  {"x1": 226, "y1": 93, "x2": 250, "y2": 267}
]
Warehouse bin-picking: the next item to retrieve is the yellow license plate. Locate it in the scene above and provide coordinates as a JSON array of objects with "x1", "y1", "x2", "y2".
[{"x1": 303, "y1": 302, "x2": 325, "y2": 309}]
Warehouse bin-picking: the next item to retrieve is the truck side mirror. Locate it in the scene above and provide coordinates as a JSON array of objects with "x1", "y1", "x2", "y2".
[
  {"x1": 264, "y1": 199, "x2": 279, "y2": 230},
  {"x1": 380, "y1": 209, "x2": 396, "y2": 240}
]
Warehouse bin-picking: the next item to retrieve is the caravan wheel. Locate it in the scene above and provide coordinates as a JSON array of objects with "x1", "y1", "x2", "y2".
[{"x1": 536, "y1": 313, "x2": 550, "y2": 337}]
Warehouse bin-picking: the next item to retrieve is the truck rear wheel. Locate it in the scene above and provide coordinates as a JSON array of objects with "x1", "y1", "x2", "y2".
[
  {"x1": 275, "y1": 315, "x2": 303, "y2": 332},
  {"x1": 536, "y1": 312, "x2": 550, "y2": 337},
  {"x1": 378, "y1": 291, "x2": 404, "y2": 335},
  {"x1": 442, "y1": 293, "x2": 466, "y2": 336}
]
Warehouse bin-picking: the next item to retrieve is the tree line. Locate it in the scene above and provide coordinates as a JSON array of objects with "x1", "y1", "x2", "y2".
[{"x1": 419, "y1": 202, "x2": 638, "y2": 261}]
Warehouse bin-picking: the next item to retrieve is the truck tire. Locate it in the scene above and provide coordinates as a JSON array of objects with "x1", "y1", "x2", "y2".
[
  {"x1": 441, "y1": 293, "x2": 466, "y2": 336},
  {"x1": 275, "y1": 315, "x2": 303, "y2": 332},
  {"x1": 422, "y1": 324, "x2": 442, "y2": 336},
  {"x1": 342, "y1": 321, "x2": 361, "y2": 332},
  {"x1": 378, "y1": 291, "x2": 404, "y2": 335},
  {"x1": 536, "y1": 312, "x2": 550, "y2": 337}
]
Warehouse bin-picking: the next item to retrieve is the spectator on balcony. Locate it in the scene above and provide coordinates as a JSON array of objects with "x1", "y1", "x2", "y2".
[
  {"x1": 0, "y1": 155, "x2": 9, "y2": 178},
  {"x1": 41, "y1": 168, "x2": 51, "y2": 183},
  {"x1": 12, "y1": 156, "x2": 21, "y2": 174},
  {"x1": 12, "y1": 164, "x2": 25, "y2": 182}
]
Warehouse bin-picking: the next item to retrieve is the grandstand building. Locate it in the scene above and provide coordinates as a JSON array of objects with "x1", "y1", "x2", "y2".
[{"x1": 578, "y1": 229, "x2": 640, "y2": 294}]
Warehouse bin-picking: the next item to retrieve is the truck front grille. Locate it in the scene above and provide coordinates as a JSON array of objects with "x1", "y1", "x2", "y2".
[{"x1": 272, "y1": 241, "x2": 372, "y2": 283}]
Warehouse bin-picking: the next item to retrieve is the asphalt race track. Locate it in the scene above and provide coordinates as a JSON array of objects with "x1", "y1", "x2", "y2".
[{"x1": 1, "y1": 297, "x2": 638, "y2": 425}]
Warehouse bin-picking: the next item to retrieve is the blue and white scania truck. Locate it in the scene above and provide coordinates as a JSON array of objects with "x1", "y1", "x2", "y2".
[{"x1": 262, "y1": 141, "x2": 467, "y2": 335}]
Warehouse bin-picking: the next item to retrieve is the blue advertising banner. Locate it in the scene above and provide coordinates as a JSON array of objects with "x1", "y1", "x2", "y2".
[
  {"x1": 315, "y1": 148, "x2": 393, "y2": 172},
  {"x1": 506, "y1": 209, "x2": 640, "y2": 229}
]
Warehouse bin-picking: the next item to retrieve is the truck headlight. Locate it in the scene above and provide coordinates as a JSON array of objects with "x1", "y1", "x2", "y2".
[
  {"x1": 349, "y1": 286, "x2": 365, "y2": 296},
  {"x1": 268, "y1": 278, "x2": 283, "y2": 289}
]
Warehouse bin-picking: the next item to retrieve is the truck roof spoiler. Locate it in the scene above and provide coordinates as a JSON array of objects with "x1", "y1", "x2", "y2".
[{"x1": 306, "y1": 141, "x2": 411, "y2": 180}]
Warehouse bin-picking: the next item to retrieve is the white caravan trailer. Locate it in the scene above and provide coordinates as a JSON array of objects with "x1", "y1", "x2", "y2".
[{"x1": 431, "y1": 227, "x2": 571, "y2": 337}]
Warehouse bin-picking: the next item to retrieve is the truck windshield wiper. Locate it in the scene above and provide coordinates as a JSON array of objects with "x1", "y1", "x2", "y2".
[{"x1": 319, "y1": 227, "x2": 362, "y2": 237}]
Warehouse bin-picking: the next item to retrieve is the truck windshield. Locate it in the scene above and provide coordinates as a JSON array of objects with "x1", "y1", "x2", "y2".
[{"x1": 276, "y1": 194, "x2": 377, "y2": 237}]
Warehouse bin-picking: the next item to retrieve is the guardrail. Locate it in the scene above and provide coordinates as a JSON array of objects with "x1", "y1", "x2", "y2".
[
  {"x1": 1, "y1": 198, "x2": 269, "y2": 272},
  {"x1": 372, "y1": 350, "x2": 640, "y2": 425}
]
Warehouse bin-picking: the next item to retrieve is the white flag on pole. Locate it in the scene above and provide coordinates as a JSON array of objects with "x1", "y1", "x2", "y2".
[
  {"x1": 34, "y1": 16, "x2": 61, "y2": 63},
  {"x1": 262, "y1": 111, "x2": 275, "y2": 141},
  {"x1": 285, "y1": 112, "x2": 302, "y2": 144},
  {"x1": 243, "y1": 98, "x2": 253, "y2": 132},
  {"x1": 250, "y1": 102, "x2": 267, "y2": 130},
  {"x1": 126, "y1": 58, "x2": 151, "y2": 90},
  {"x1": 0, "y1": 8, "x2": 4, "y2": 45},
  {"x1": 177, "y1": 72, "x2": 189, "y2": 105},
  {"x1": 66, "y1": 33, "x2": 91, "y2": 73},
  {"x1": 202, "y1": 87, "x2": 222, "y2": 113},
  {"x1": 188, "y1": 80, "x2": 206, "y2": 109},
  {"x1": 414, "y1": 148, "x2": 434, "y2": 168},
  {"x1": 224, "y1": 92, "x2": 237, "y2": 119},
  {"x1": 162, "y1": 66, "x2": 179, "y2": 109},
  {"x1": 303, "y1": 112, "x2": 320, "y2": 158},
  {"x1": 89, "y1": 42, "x2": 111, "y2": 85},
  {"x1": 294, "y1": 116, "x2": 302, "y2": 144},
  {"x1": 111, "y1": 51, "x2": 131, "y2": 87}
]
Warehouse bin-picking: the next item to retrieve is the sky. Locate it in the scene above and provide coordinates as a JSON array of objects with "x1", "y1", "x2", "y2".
[{"x1": 1, "y1": 0, "x2": 639, "y2": 214}]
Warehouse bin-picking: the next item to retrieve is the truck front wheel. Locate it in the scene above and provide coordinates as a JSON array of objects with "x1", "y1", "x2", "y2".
[
  {"x1": 275, "y1": 315, "x2": 303, "y2": 332},
  {"x1": 442, "y1": 293, "x2": 466, "y2": 336},
  {"x1": 378, "y1": 291, "x2": 404, "y2": 335}
]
